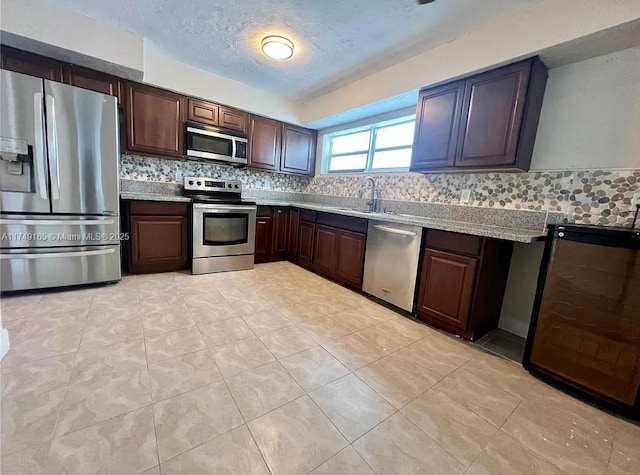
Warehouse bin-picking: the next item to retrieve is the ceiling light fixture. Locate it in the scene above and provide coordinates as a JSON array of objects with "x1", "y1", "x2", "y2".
[{"x1": 261, "y1": 35, "x2": 295, "y2": 60}]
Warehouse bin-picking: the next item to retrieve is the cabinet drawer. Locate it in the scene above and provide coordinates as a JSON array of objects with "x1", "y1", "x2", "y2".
[
  {"x1": 317, "y1": 212, "x2": 367, "y2": 234},
  {"x1": 129, "y1": 201, "x2": 189, "y2": 216},
  {"x1": 299, "y1": 209, "x2": 316, "y2": 223},
  {"x1": 425, "y1": 230, "x2": 482, "y2": 256},
  {"x1": 257, "y1": 206, "x2": 273, "y2": 218}
]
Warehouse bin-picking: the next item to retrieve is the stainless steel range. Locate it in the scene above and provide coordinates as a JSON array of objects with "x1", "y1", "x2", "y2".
[{"x1": 183, "y1": 177, "x2": 256, "y2": 274}]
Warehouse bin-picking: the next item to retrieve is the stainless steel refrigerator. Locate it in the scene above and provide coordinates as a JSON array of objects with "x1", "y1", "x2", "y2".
[{"x1": 0, "y1": 70, "x2": 121, "y2": 292}]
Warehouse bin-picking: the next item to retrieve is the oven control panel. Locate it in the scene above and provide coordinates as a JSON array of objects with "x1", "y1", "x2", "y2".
[{"x1": 184, "y1": 176, "x2": 242, "y2": 193}]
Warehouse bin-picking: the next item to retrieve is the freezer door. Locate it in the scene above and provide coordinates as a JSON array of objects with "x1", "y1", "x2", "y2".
[
  {"x1": 44, "y1": 80, "x2": 119, "y2": 215},
  {"x1": 0, "y1": 244, "x2": 121, "y2": 292},
  {"x1": 0, "y1": 70, "x2": 50, "y2": 214}
]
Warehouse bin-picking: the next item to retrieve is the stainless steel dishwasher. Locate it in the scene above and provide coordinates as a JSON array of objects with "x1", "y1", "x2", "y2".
[{"x1": 362, "y1": 220, "x2": 423, "y2": 312}]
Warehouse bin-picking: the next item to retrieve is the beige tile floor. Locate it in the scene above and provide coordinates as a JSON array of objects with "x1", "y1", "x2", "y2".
[{"x1": 1, "y1": 261, "x2": 639, "y2": 474}]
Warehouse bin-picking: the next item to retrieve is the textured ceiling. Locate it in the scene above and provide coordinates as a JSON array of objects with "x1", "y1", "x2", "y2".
[{"x1": 47, "y1": 0, "x2": 543, "y2": 100}]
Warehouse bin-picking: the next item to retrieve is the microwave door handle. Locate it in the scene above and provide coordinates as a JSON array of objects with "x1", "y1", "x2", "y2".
[
  {"x1": 33, "y1": 93, "x2": 48, "y2": 200},
  {"x1": 231, "y1": 138, "x2": 237, "y2": 159},
  {"x1": 45, "y1": 95, "x2": 60, "y2": 201}
]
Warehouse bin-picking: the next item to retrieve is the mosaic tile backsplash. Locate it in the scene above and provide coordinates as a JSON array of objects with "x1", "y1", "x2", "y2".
[
  {"x1": 121, "y1": 154, "x2": 310, "y2": 192},
  {"x1": 306, "y1": 170, "x2": 640, "y2": 227},
  {"x1": 121, "y1": 154, "x2": 639, "y2": 227}
]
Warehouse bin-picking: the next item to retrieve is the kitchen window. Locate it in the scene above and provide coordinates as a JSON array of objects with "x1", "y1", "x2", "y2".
[{"x1": 325, "y1": 116, "x2": 415, "y2": 173}]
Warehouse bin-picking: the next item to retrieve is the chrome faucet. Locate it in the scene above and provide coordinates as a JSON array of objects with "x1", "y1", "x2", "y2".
[{"x1": 359, "y1": 176, "x2": 379, "y2": 212}]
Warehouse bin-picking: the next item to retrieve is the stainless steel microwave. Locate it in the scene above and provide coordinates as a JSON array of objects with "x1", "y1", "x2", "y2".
[{"x1": 185, "y1": 122, "x2": 248, "y2": 167}]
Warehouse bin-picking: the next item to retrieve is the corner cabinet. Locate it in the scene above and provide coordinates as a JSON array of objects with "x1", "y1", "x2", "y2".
[
  {"x1": 248, "y1": 116, "x2": 316, "y2": 177},
  {"x1": 411, "y1": 57, "x2": 548, "y2": 172},
  {"x1": 416, "y1": 230, "x2": 513, "y2": 340},
  {"x1": 126, "y1": 83, "x2": 185, "y2": 158},
  {"x1": 125, "y1": 201, "x2": 190, "y2": 274}
]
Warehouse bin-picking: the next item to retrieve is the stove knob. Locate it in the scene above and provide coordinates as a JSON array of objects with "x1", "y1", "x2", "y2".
[
  {"x1": 188, "y1": 180, "x2": 194, "y2": 185},
  {"x1": 228, "y1": 184, "x2": 232, "y2": 188},
  {"x1": 196, "y1": 181, "x2": 202, "y2": 186},
  {"x1": 235, "y1": 184, "x2": 239, "y2": 189}
]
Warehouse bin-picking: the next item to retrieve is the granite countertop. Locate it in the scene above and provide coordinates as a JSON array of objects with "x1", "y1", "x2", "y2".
[
  {"x1": 121, "y1": 191, "x2": 547, "y2": 243},
  {"x1": 120, "y1": 192, "x2": 192, "y2": 203},
  {"x1": 253, "y1": 200, "x2": 546, "y2": 243}
]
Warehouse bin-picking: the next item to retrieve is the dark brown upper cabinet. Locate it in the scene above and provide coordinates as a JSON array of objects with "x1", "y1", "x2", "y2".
[
  {"x1": 126, "y1": 82, "x2": 185, "y2": 158},
  {"x1": 248, "y1": 116, "x2": 316, "y2": 177},
  {"x1": 411, "y1": 57, "x2": 547, "y2": 172},
  {"x1": 1, "y1": 46, "x2": 65, "y2": 82},
  {"x1": 65, "y1": 65, "x2": 123, "y2": 104},
  {"x1": 411, "y1": 80, "x2": 465, "y2": 170},
  {"x1": 248, "y1": 115, "x2": 282, "y2": 171},
  {"x1": 280, "y1": 124, "x2": 316, "y2": 176},
  {"x1": 187, "y1": 98, "x2": 219, "y2": 126},
  {"x1": 219, "y1": 106, "x2": 248, "y2": 133},
  {"x1": 186, "y1": 99, "x2": 248, "y2": 133}
]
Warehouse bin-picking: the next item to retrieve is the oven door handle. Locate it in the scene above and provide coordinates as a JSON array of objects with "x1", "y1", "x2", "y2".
[{"x1": 193, "y1": 204, "x2": 256, "y2": 212}]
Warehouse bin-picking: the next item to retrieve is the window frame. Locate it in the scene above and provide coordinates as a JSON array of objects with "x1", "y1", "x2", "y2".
[{"x1": 324, "y1": 115, "x2": 415, "y2": 174}]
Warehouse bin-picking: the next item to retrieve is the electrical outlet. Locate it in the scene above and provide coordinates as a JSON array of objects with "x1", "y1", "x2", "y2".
[
  {"x1": 459, "y1": 189, "x2": 472, "y2": 204},
  {"x1": 633, "y1": 192, "x2": 640, "y2": 208},
  {"x1": 175, "y1": 169, "x2": 183, "y2": 181}
]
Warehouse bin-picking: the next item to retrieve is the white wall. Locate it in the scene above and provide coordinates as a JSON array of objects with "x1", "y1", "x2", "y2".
[
  {"x1": 0, "y1": 0, "x2": 144, "y2": 77},
  {"x1": 298, "y1": 0, "x2": 640, "y2": 126},
  {"x1": 531, "y1": 46, "x2": 640, "y2": 170},
  {"x1": 143, "y1": 42, "x2": 300, "y2": 124},
  {"x1": 499, "y1": 242, "x2": 545, "y2": 338}
]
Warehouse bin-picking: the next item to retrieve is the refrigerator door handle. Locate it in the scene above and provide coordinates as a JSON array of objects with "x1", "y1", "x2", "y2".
[
  {"x1": 33, "y1": 93, "x2": 48, "y2": 200},
  {"x1": 45, "y1": 94, "x2": 61, "y2": 201},
  {"x1": 0, "y1": 218, "x2": 115, "y2": 226},
  {"x1": 0, "y1": 248, "x2": 115, "y2": 260}
]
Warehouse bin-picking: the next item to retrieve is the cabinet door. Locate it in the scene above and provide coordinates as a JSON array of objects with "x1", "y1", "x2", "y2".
[
  {"x1": 273, "y1": 208, "x2": 290, "y2": 253},
  {"x1": 187, "y1": 98, "x2": 218, "y2": 126},
  {"x1": 417, "y1": 249, "x2": 477, "y2": 331},
  {"x1": 248, "y1": 115, "x2": 281, "y2": 171},
  {"x1": 410, "y1": 81, "x2": 465, "y2": 171},
  {"x1": 280, "y1": 124, "x2": 316, "y2": 176},
  {"x1": 255, "y1": 216, "x2": 273, "y2": 261},
  {"x1": 297, "y1": 221, "x2": 315, "y2": 264},
  {"x1": 1, "y1": 46, "x2": 64, "y2": 81},
  {"x1": 335, "y1": 230, "x2": 366, "y2": 287},
  {"x1": 287, "y1": 209, "x2": 300, "y2": 256},
  {"x1": 129, "y1": 215, "x2": 188, "y2": 273},
  {"x1": 313, "y1": 225, "x2": 339, "y2": 274},
  {"x1": 66, "y1": 65, "x2": 122, "y2": 103},
  {"x1": 455, "y1": 61, "x2": 530, "y2": 168},
  {"x1": 219, "y1": 106, "x2": 248, "y2": 133},
  {"x1": 126, "y1": 82, "x2": 184, "y2": 157}
]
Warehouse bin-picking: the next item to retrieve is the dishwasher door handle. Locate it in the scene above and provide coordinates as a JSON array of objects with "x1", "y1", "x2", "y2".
[{"x1": 372, "y1": 224, "x2": 417, "y2": 237}]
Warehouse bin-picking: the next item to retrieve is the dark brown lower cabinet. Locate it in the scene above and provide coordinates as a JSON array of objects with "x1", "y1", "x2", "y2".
[
  {"x1": 287, "y1": 209, "x2": 300, "y2": 256},
  {"x1": 314, "y1": 225, "x2": 339, "y2": 273},
  {"x1": 297, "y1": 221, "x2": 315, "y2": 265},
  {"x1": 334, "y1": 229, "x2": 366, "y2": 287},
  {"x1": 126, "y1": 201, "x2": 189, "y2": 274},
  {"x1": 310, "y1": 214, "x2": 367, "y2": 290},
  {"x1": 417, "y1": 250, "x2": 477, "y2": 330},
  {"x1": 273, "y1": 208, "x2": 290, "y2": 253},
  {"x1": 254, "y1": 208, "x2": 274, "y2": 264},
  {"x1": 416, "y1": 230, "x2": 513, "y2": 340}
]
